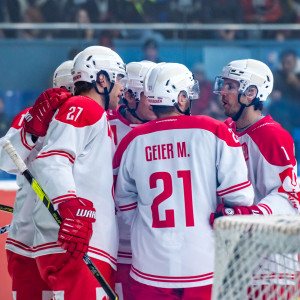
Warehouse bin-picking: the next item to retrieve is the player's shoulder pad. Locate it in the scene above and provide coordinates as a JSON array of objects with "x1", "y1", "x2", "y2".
[
  {"x1": 55, "y1": 95, "x2": 105, "y2": 127},
  {"x1": 11, "y1": 107, "x2": 31, "y2": 129},
  {"x1": 249, "y1": 116, "x2": 296, "y2": 166},
  {"x1": 189, "y1": 115, "x2": 240, "y2": 147}
]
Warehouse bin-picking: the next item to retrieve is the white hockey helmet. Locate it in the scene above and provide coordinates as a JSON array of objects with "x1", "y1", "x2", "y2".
[
  {"x1": 53, "y1": 60, "x2": 74, "y2": 93},
  {"x1": 126, "y1": 60, "x2": 156, "y2": 101},
  {"x1": 214, "y1": 59, "x2": 273, "y2": 101},
  {"x1": 72, "y1": 46, "x2": 126, "y2": 85},
  {"x1": 144, "y1": 63, "x2": 199, "y2": 106}
]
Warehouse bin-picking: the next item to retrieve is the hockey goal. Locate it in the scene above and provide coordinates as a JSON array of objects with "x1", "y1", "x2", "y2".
[{"x1": 212, "y1": 215, "x2": 300, "y2": 300}]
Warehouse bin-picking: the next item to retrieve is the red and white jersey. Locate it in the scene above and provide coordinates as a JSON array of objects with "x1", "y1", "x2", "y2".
[
  {"x1": 0, "y1": 108, "x2": 44, "y2": 257},
  {"x1": 108, "y1": 105, "x2": 138, "y2": 264},
  {"x1": 31, "y1": 96, "x2": 118, "y2": 270},
  {"x1": 225, "y1": 115, "x2": 299, "y2": 215},
  {"x1": 113, "y1": 115, "x2": 254, "y2": 288},
  {"x1": 108, "y1": 105, "x2": 138, "y2": 147}
]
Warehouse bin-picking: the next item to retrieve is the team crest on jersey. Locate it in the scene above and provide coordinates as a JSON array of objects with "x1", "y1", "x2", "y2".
[
  {"x1": 241, "y1": 143, "x2": 249, "y2": 161},
  {"x1": 278, "y1": 167, "x2": 300, "y2": 209}
]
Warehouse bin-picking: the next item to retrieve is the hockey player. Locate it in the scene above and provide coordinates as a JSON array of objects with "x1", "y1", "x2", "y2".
[
  {"x1": 0, "y1": 60, "x2": 73, "y2": 300},
  {"x1": 30, "y1": 46, "x2": 126, "y2": 300},
  {"x1": 210, "y1": 59, "x2": 300, "y2": 297},
  {"x1": 210, "y1": 59, "x2": 299, "y2": 221},
  {"x1": 108, "y1": 60, "x2": 157, "y2": 299},
  {"x1": 113, "y1": 62, "x2": 255, "y2": 300}
]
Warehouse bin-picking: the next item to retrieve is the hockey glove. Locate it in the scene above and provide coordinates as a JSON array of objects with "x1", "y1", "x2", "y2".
[
  {"x1": 24, "y1": 88, "x2": 71, "y2": 137},
  {"x1": 58, "y1": 198, "x2": 96, "y2": 259},
  {"x1": 210, "y1": 203, "x2": 263, "y2": 227}
]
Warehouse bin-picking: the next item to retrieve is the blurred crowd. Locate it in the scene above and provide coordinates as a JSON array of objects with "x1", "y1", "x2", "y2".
[{"x1": 1, "y1": 0, "x2": 300, "y2": 40}]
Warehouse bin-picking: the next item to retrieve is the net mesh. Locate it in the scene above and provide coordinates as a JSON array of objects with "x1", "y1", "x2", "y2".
[{"x1": 212, "y1": 215, "x2": 300, "y2": 300}]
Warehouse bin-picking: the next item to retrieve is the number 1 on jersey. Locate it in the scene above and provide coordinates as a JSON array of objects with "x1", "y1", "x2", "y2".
[{"x1": 150, "y1": 170, "x2": 194, "y2": 228}]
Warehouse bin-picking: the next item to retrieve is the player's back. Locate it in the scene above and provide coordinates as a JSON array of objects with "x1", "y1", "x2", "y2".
[{"x1": 114, "y1": 114, "x2": 253, "y2": 288}]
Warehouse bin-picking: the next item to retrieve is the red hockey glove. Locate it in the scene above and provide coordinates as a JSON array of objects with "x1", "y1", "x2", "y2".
[
  {"x1": 210, "y1": 204, "x2": 263, "y2": 227},
  {"x1": 58, "y1": 198, "x2": 96, "y2": 259},
  {"x1": 24, "y1": 88, "x2": 71, "y2": 137}
]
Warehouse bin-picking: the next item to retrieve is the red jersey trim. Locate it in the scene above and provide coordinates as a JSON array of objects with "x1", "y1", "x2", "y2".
[
  {"x1": 52, "y1": 194, "x2": 77, "y2": 205},
  {"x1": 6, "y1": 238, "x2": 32, "y2": 251},
  {"x1": 36, "y1": 150, "x2": 75, "y2": 164},
  {"x1": 6, "y1": 239, "x2": 60, "y2": 252},
  {"x1": 11, "y1": 108, "x2": 31, "y2": 129},
  {"x1": 225, "y1": 116, "x2": 296, "y2": 167},
  {"x1": 118, "y1": 251, "x2": 132, "y2": 259},
  {"x1": 88, "y1": 246, "x2": 117, "y2": 267},
  {"x1": 217, "y1": 181, "x2": 251, "y2": 196},
  {"x1": 131, "y1": 266, "x2": 214, "y2": 283},
  {"x1": 119, "y1": 202, "x2": 138, "y2": 212},
  {"x1": 20, "y1": 127, "x2": 35, "y2": 150},
  {"x1": 113, "y1": 115, "x2": 240, "y2": 169},
  {"x1": 258, "y1": 203, "x2": 272, "y2": 215}
]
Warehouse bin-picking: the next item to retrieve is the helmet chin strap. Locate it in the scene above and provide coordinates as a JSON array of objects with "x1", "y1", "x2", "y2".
[
  {"x1": 174, "y1": 98, "x2": 191, "y2": 116},
  {"x1": 126, "y1": 101, "x2": 149, "y2": 123},
  {"x1": 232, "y1": 93, "x2": 258, "y2": 122},
  {"x1": 93, "y1": 71, "x2": 114, "y2": 111},
  {"x1": 232, "y1": 93, "x2": 246, "y2": 121}
]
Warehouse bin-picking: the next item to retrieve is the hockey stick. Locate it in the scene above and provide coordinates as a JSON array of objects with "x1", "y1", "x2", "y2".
[
  {"x1": 0, "y1": 224, "x2": 10, "y2": 234},
  {"x1": 2, "y1": 140, "x2": 118, "y2": 300},
  {"x1": 0, "y1": 204, "x2": 13, "y2": 213}
]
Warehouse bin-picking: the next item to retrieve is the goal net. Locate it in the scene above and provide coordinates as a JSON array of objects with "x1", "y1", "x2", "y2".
[{"x1": 212, "y1": 215, "x2": 300, "y2": 300}]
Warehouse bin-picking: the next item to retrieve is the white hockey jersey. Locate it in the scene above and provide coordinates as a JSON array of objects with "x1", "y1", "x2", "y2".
[
  {"x1": 225, "y1": 115, "x2": 300, "y2": 286},
  {"x1": 113, "y1": 115, "x2": 254, "y2": 288},
  {"x1": 0, "y1": 108, "x2": 44, "y2": 257},
  {"x1": 31, "y1": 96, "x2": 118, "y2": 269},
  {"x1": 108, "y1": 105, "x2": 139, "y2": 264},
  {"x1": 225, "y1": 115, "x2": 299, "y2": 215}
]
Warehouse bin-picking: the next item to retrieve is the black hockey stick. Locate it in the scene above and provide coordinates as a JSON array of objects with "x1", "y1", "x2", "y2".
[
  {"x1": 2, "y1": 140, "x2": 118, "y2": 300},
  {"x1": 0, "y1": 224, "x2": 10, "y2": 234},
  {"x1": 0, "y1": 204, "x2": 13, "y2": 213}
]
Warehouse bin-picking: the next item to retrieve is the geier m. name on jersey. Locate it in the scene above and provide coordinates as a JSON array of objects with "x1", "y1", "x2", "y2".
[{"x1": 145, "y1": 141, "x2": 188, "y2": 161}]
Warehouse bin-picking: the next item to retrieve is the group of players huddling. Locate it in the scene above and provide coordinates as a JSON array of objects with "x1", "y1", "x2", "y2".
[{"x1": 0, "y1": 45, "x2": 299, "y2": 300}]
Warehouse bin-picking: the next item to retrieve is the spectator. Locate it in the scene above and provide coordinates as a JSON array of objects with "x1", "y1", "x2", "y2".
[
  {"x1": 241, "y1": 0, "x2": 283, "y2": 23},
  {"x1": 18, "y1": 5, "x2": 45, "y2": 39},
  {"x1": 142, "y1": 38, "x2": 162, "y2": 63},
  {"x1": 240, "y1": 0, "x2": 285, "y2": 39},
  {"x1": 113, "y1": 0, "x2": 156, "y2": 23},
  {"x1": 58, "y1": 7, "x2": 96, "y2": 39},
  {"x1": 98, "y1": 30, "x2": 115, "y2": 50},
  {"x1": 1, "y1": 0, "x2": 22, "y2": 38},
  {"x1": 272, "y1": 49, "x2": 300, "y2": 103},
  {"x1": 270, "y1": 49, "x2": 300, "y2": 133},
  {"x1": 62, "y1": 0, "x2": 100, "y2": 23},
  {"x1": 28, "y1": 0, "x2": 61, "y2": 23}
]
